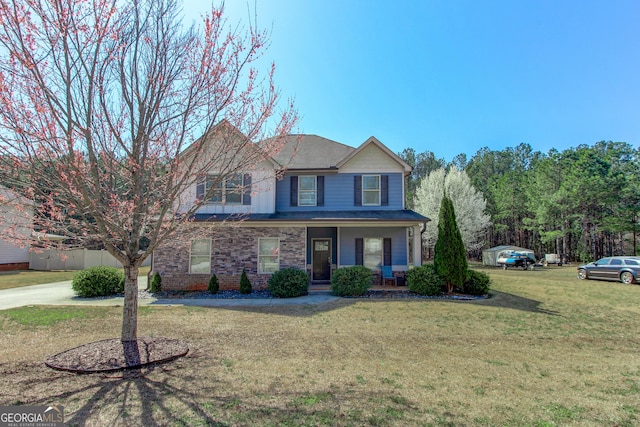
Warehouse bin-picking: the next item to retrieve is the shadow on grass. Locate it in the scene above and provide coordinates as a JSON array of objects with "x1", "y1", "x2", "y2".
[
  {"x1": 1, "y1": 356, "x2": 230, "y2": 426},
  {"x1": 1, "y1": 352, "x2": 418, "y2": 426},
  {"x1": 471, "y1": 290, "x2": 561, "y2": 315},
  {"x1": 207, "y1": 298, "x2": 357, "y2": 317}
]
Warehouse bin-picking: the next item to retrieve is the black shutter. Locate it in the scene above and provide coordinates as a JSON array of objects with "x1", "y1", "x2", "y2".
[
  {"x1": 354, "y1": 176, "x2": 362, "y2": 206},
  {"x1": 242, "y1": 173, "x2": 252, "y2": 205},
  {"x1": 381, "y1": 175, "x2": 389, "y2": 206},
  {"x1": 317, "y1": 176, "x2": 324, "y2": 206},
  {"x1": 355, "y1": 238, "x2": 363, "y2": 265},
  {"x1": 383, "y1": 238, "x2": 392, "y2": 266},
  {"x1": 290, "y1": 176, "x2": 298, "y2": 206},
  {"x1": 196, "y1": 175, "x2": 205, "y2": 200}
]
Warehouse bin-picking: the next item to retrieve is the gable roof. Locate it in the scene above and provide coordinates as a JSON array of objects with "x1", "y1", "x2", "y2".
[
  {"x1": 184, "y1": 122, "x2": 410, "y2": 174},
  {"x1": 337, "y1": 136, "x2": 412, "y2": 174},
  {"x1": 270, "y1": 134, "x2": 355, "y2": 170}
]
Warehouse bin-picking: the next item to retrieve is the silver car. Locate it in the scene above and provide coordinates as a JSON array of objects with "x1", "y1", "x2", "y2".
[{"x1": 577, "y1": 256, "x2": 640, "y2": 284}]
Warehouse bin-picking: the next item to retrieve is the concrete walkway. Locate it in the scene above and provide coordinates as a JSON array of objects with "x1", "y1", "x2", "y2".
[{"x1": 0, "y1": 278, "x2": 339, "y2": 310}]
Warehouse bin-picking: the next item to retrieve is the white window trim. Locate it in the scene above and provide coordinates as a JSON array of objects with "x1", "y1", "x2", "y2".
[
  {"x1": 362, "y1": 174, "x2": 381, "y2": 206},
  {"x1": 258, "y1": 237, "x2": 280, "y2": 274},
  {"x1": 363, "y1": 237, "x2": 383, "y2": 269},
  {"x1": 298, "y1": 175, "x2": 317, "y2": 207},
  {"x1": 189, "y1": 239, "x2": 211, "y2": 274},
  {"x1": 202, "y1": 173, "x2": 246, "y2": 205}
]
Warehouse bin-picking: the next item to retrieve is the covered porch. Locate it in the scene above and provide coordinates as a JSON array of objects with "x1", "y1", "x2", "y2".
[{"x1": 305, "y1": 222, "x2": 423, "y2": 286}]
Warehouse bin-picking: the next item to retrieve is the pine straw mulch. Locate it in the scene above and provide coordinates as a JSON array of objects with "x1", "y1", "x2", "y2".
[{"x1": 44, "y1": 337, "x2": 189, "y2": 374}]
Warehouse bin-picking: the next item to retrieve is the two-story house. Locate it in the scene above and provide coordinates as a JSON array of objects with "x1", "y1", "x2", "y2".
[{"x1": 152, "y1": 129, "x2": 429, "y2": 290}]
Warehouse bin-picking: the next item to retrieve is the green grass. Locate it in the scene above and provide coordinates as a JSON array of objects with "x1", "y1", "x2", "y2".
[
  {"x1": 0, "y1": 270, "x2": 77, "y2": 290},
  {"x1": 0, "y1": 264, "x2": 639, "y2": 426},
  {"x1": 1, "y1": 305, "x2": 101, "y2": 328},
  {"x1": 0, "y1": 266, "x2": 151, "y2": 290}
]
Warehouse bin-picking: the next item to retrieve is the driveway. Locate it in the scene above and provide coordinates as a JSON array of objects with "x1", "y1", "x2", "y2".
[
  {"x1": 0, "y1": 277, "x2": 338, "y2": 310},
  {"x1": 0, "y1": 278, "x2": 147, "y2": 310},
  {"x1": 0, "y1": 281, "x2": 78, "y2": 310}
]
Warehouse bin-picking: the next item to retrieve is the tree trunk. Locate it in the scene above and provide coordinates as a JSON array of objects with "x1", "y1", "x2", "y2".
[{"x1": 121, "y1": 264, "x2": 139, "y2": 343}]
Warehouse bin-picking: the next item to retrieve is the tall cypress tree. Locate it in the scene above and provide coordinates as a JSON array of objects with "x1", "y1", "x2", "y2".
[{"x1": 434, "y1": 193, "x2": 468, "y2": 294}]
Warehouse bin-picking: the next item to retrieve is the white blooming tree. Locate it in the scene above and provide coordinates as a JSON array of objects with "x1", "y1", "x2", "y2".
[{"x1": 415, "y1": 166, "x2": 491, "y2": 257}]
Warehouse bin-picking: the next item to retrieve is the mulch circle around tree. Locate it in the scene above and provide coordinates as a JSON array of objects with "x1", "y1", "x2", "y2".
[{"x1": 45, "y1": 337, "x2": 189, "y2": 374}]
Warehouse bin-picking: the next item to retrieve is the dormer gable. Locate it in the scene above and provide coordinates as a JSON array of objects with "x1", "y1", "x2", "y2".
[
  {"x1": 337, "y1": 137, "x2": 412, "y2": 175},
  {"x1": 180, "y1": 119, "x2": 280, "y2": 171}
]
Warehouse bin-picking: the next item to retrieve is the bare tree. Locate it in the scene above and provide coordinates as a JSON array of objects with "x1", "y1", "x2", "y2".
[{"x1": 0, "y1": 0, "x2": 297, "y2": 343}]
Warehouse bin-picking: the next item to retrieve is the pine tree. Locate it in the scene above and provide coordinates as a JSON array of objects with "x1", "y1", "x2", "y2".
[{"x1": 434, "y1": 194, "x2": 468, "y2": 294}]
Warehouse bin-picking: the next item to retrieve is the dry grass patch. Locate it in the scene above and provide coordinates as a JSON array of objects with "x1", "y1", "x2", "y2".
[{"x1": 0, "y1": 266, "x2": 639, "y2": 426}]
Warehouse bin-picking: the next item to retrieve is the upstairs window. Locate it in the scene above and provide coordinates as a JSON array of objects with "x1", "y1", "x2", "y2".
[
  {"x1": 362, "y1": 175, "x2": 380, "y2": 205},
  {"x1": 298, "y1": 176, "x2": 317, "y2": 206},
  {"x1": 354, "y1": 175, "x2": 388, "y2": 206},
  {"x1": 290, "y1": 176, "x2": 324, "y2": 207},
  {"x1": 197, "y1": 173, "x2": 251, "y2": 205}
]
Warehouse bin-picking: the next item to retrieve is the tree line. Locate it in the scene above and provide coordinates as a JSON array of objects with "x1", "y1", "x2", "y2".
[{"x1": 400, "y1": 141, "x2": 640, "y2": 262}]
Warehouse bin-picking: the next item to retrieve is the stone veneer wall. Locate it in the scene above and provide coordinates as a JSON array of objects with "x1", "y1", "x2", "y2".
[{"x1": 153, "y1": 224, "x2": 306, "y2": 291}]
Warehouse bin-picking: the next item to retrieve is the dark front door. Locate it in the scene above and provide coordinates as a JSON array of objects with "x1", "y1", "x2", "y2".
[{"x1": 312, "y1": 239, "x2": 331, "y2": 281}]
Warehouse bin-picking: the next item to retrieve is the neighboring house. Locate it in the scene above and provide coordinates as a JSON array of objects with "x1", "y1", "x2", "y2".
[
  {"x1": 153, "y1": 130, "x2": 429, "y2": 290},
  {"x1": 0, "y1": 185, "x2": 32, "y2": 271}
]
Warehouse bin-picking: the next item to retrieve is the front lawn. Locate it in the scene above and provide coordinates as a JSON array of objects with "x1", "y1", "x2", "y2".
[{"x1": 0, "y1": 265, "x2": 639, "y2": 426}]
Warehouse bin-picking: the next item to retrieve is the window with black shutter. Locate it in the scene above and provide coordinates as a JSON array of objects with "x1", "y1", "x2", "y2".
[
  {"x1": 290, "y1": 176, "x2": 298, "y2": 206},
  {"x1": 383, "y1": 238, "x2": 392, "y2": 265},
  {"x1": 355, "y1": 238, "x2": 363, "y2": 265},
  {"x1": 354, "y1": 176, "x2": 362, "y2": 206}
]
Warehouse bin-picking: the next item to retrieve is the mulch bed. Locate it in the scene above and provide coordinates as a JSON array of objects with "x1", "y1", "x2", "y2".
[{"x1": 45, "y1": 337, "x2": 189, "y2": 374}]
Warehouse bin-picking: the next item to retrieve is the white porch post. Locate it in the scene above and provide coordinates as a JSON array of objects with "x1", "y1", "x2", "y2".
[{"x1": 412, "y1": 224, "x2": 422, "y2": 266}]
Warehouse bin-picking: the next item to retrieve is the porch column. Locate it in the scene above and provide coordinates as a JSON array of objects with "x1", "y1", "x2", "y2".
[{"x1": 412, "y1": 224, "x2": 422, "y2": 266}]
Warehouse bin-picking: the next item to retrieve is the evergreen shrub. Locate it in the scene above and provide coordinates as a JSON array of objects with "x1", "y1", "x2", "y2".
[
  {"x1": 330, "y1": 266, "x2": 372, "y2": 296},
  {"x1": 406, "y1": 264, "x2": 445, "y2": 296},
  {"x1": 150, "y1": 272, "x2": 162, "y2": 293},
  {"x1": 268, "y1": 268, "x2": 309, "y2": 298},
  {"x1": 434, "y1": 194, "x2": 469, "y2": 294},
  {"x1": 208, "y1": 274, "x2": 220, "y2": 294},
  {"x1": 239, "y1": 269, "x2": 252, "y2": 294},
  {"x1": 462, "y1": 269, "x2": 491, "y2": 295},
  {"x1": 72, "y1": 266, "x2": 124, "y2": 297}
]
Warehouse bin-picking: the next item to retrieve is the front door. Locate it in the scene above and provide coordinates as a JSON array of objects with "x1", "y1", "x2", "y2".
[{"x1": 312, "y1": 239, "x2": 331, "y2": 281}]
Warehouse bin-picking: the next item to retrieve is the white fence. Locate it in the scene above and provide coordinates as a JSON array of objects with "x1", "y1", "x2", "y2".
[{"x1": 29, "y1": 249, "x2": 151, "y2": 270}]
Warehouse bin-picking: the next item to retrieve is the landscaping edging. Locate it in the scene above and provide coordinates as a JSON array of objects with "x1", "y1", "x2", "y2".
[{"x1": 45, "y1": 337, "x2": 189, "y2": 374}]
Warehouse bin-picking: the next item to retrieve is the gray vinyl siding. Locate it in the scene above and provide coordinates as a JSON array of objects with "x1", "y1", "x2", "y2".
[
  {"x1": 339, "y1": 227, "x2": 408, "y2": 267},
  {"x1": 277, "y1": 173, "x2": 404, "y2": 212}
]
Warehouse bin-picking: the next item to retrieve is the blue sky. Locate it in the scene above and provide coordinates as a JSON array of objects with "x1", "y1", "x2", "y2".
[{"x1": 183, "y1": 0, "x2": 640, "y2": 162}]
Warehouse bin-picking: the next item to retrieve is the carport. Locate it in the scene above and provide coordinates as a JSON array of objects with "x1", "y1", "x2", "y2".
[{"x1": 482, "y1": 245, "x2": 535, "y2": 267}]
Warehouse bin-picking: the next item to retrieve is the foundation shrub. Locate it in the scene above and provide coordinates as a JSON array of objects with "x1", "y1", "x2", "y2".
[
  {"x1": 208, "y1": 274, "x2": 220, "y2": 294},
  {"x1": 150, "y1": 272, "x2": 162, "y2": 293},
  {"x1": 407, "y1": 264, "x2": 445, "y2": 296},
  {"x1": 239, "y1": 269, "x2": 252, "y2": 294},
  {"x1": 330, "y1": 266, "x2": 373, "y2": 296},
  {"x1": 268, "y1": 268, "x2": 309, "y2": 298}
]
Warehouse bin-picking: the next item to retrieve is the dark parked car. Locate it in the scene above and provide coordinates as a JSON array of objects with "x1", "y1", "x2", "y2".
[{"x1": 577, "y1": 256, "x2": 640, "y2": 284}]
